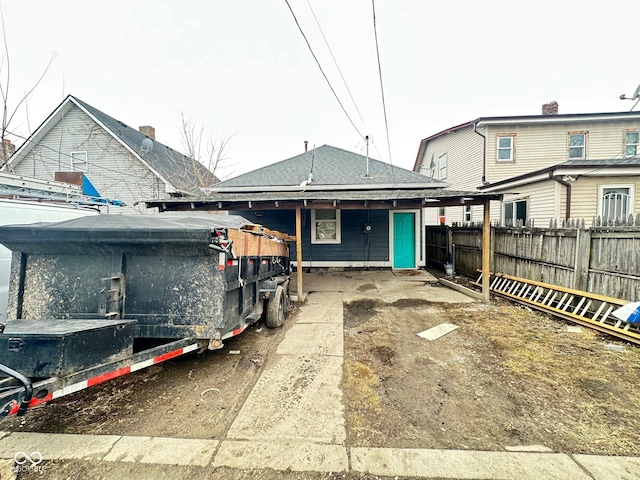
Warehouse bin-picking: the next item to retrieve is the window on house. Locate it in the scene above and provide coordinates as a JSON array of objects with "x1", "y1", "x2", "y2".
[
  {"x1": 497, "y1": 135, "x2": 514, "y2": 162},
  {"x1": 464, "y1": 205, "x2": 472, "y2": 223},
  {"x1": 625, "y1": 131, "x2": 639, "y2": 157},
  {"x1": 600, "y1": 186, "x2": 633, "y2": 221},
  {"x1": 568, "y1": 133, "x2": 586, "y2": 159},
  {"x1": 438, "y1": 207, "x2": 445, "y2": 225},
  {"x1": 311, "y1": 209, "x2": 341, "y2": 244},
  {"x1": 70, "y1": 151, "x2": 88, "y2": 172},
  {"x1": 438, "y1": 153, "x2": 447, "y2": 180},
  {"x1": 503, "y1": 199, "x2": 527, "y2": 226}
]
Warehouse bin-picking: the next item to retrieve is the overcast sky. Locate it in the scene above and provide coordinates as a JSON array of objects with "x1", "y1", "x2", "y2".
[{"x1": 2, "y1": 1, "x2": 638, "y2": 179}]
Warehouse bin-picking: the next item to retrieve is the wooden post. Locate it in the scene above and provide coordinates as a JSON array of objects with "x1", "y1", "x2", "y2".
[
  {"x1": 295, "y1": 206, "x2": 303, "y2": 301},
  {"x1": 574, "y1": 226, "x2": 591, "y2": 292},
  {"x1": 482, "y1": 200, "x2": 491, "y2": 302}
]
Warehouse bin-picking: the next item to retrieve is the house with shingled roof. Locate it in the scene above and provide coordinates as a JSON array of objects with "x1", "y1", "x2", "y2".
[
  {"x1": 413, "y1": 103, "x2": 640, "y2": 227},
  {"x1": 5, "y1": 95, "x2": 218, "y2": 213},
  {"x1": 208, "y1": 144, "x2": 447, "y2": 269}
]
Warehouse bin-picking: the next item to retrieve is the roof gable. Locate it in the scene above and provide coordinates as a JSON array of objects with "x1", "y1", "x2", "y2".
[
  {"x1": 214, "y1": 145, "x2": 444, "y2": 191},
  {"x1": 7, "y1": 95, "x2": 217, "y2": 194}
]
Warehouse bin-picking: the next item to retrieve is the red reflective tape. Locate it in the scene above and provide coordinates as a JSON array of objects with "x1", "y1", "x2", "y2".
[
  {"x1": 227, "y1": 259, "x2": 234, "y2": 266},
  {"x1": 249, "y1": 259, "x2": 254, "y2": 264},
  {"x1": 232, "y1": 324, "x2": 247, "y2": 336},
  {"x1": 154, "y1": 348, "x2": 184, "y2": 364},
  {"x1": 88, "y1": 366, "x2": 131, "y2": 387},
  {"x1": 29, "y1": 393, "x2": 52, "y2": 407},
  {"x1": 218, "y1": 264, "x2": 225, "y2": 271},
  {"x1": 7, "y1": 400, "x2": 18, "y2": 416}
]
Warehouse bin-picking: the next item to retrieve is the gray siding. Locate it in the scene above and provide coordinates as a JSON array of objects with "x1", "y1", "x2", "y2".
[
  {"x1": 11, "y1": 105, "x2": 166, "y2": 214},
  {"x1": 233, "y1": 209, "x2": 391, "y2": 264}
]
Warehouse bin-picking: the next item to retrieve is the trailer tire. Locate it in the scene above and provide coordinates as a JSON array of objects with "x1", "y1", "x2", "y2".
[{"x1": 265, "y1": 285, "x2": 285, "y2": 328}]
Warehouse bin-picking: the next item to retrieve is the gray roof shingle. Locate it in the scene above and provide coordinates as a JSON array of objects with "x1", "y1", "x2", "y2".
[
  {"x1": 71, "y1": 96, "x2": 218, "y2": 193},
  {"x1": 214, "y1": 145, "x2": 444, "y2": 190}
]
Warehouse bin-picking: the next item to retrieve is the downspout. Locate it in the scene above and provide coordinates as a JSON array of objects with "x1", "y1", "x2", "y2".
[
  {"x1": 473, "y1": 120, "x2": 487, "y2": 184},
  {"x1": 550, "y1": 172, "x2": 571, "y2": 220}
]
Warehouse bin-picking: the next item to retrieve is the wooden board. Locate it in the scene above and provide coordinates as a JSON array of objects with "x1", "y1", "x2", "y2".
[{"x1": 227, "y1": 228, "x2": 289, "y2": 258}]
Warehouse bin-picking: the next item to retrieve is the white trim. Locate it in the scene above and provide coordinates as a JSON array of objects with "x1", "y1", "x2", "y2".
[
  {"x1": 389, "y1": 209, "x2": 421, "y2": 269},
  {"x1": 70, "y1": 150, "x2": 88, "y2": 172},
  {"x1": 311, "y1": 209, "x2": 341, "y2": 244},
  {"x1": 496, "y1": 135, "x2": 515, "y2": 162},
  {"x1": 598, "y1": 184, "x2": 635, "y2": 218},
  {"x1": 477, "y1": 112, "x2": 640, "y2": 126}
]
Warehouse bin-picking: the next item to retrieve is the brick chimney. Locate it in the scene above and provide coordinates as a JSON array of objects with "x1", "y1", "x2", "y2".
[
  {"x1": 139, "y1": 125, "x2": 155, "y2": 140},
  {"x1": 2, "y1": 138, "x2": 15, "y2": 160},
  {"x1": 542, "y1": 101, "x2": 559, "y2": 115}
]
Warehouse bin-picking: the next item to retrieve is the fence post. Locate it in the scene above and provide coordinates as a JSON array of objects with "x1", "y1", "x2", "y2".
[
  {"x1": 447, "y1": 225, "x2": 453, "y2": 262},
  {"x1": 489, "y1": 223, "x2": 496, "y2": 273},
  {"x1": 573, "y1": 227, "x2": 591, "y2": 291}
]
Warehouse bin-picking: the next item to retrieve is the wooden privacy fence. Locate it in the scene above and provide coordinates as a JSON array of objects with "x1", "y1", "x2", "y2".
[{"x1": 425, "y1": 223, "x2": 640, "y2": 302}]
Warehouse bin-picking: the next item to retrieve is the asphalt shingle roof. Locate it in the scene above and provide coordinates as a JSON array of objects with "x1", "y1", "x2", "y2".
[
  {"x1": 72, "y1": 96, "x2": 218, "y2": 193},
  {"x1": 214, "y1": 145, "x2": 443, "y2": 190}
]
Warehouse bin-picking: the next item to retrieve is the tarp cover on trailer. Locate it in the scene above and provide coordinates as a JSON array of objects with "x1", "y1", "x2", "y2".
[{"x1": 0, "y1": 213, "x2": 256, "y2": 247}]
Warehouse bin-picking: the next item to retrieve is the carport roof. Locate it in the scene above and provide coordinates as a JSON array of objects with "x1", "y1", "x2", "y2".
[{"x1": 143, "y1": 188, "x2": 502, "y2": 212}]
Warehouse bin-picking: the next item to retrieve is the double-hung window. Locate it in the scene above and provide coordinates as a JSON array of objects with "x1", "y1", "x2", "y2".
[
  {"x1": 497, "y1": 135, "x2": 515, "y2": 162},
  {"x1": 311, "y1": 209, "x2": 341, "y2": 244},
  {"x1": 438, "y1": 153, "x2": 448, "y2": 180},
  {"x1": 568, "y1": 133, "x2": 586, "y2": 159},
  {"x1": 625, "y1": 131, "x2": 639, "y2": 157},
  {"x1": 70, "y1": 151, "x2": 88, "y2": 172}
]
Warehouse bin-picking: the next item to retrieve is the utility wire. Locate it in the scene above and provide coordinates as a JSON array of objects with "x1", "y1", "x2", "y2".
[
  {"x1": 371, "y1": 0, "x2": 395, "y2": 182},
  {"x1": 284, "y1": 0, "x2": 365, "y2": 141},
  {"x1": 305, "y1": 0, "x2": 366, "y2": 129}
]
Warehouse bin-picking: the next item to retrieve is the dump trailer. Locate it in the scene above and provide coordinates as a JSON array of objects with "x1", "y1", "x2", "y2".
[{"x1": 0, "y1": 213, "x2": 292, "y2": 417}]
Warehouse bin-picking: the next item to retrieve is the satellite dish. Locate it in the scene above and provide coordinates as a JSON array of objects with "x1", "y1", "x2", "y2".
[{"x1": 140, "y1": 137, "x2": 153, "y2": 153}]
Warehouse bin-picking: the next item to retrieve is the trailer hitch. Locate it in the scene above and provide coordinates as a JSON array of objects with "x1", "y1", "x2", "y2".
[{"x1": 0, "y1": 363, "x2": 33, "y2": 416}]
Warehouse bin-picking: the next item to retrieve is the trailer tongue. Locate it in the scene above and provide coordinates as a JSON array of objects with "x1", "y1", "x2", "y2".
[{"x1": 0, "y1": 214, "x2": 292, "y2": 417}]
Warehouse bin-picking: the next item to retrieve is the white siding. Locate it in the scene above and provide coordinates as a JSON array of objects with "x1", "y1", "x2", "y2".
[
  {"x1": 417, "y1": 126, "x2": 484, "y2": 225},
  {"x1": 569, "y1": 176, "x2": 640, "y2": 226},
  {"x1": 497, "y1": 180, "x2": 558, "y2": 227},
  {"x1": 484, "y1": 119, "x2": 640, "y2": 183},
  {"x1": 11, "y1": 106, "x2": 166, "y2": 213}
]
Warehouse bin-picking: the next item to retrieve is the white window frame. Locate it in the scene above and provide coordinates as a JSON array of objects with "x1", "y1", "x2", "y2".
[
  {"x1": 503, "y1": 198, "x2": 528, "y2": 225},
  {"x1": 568, "y1": 132, "x2": 587, "y2": 159},
  {"x1": 624, "y1": 131, "x2": 640, "y2": 157},
  {"x1": 598, "y1": 184, "x2": 634, "y2": 221},
  {"x1": 438, "y1": 153, "x2": 447, "y2": 180},
  {"x1": 464, "y1": 205, "x2": 472, "y2": 223},
  {"x1": 311, "y1": 209, "x2": 341, "y2": 244},
  {"x1": 496, "y1": 135, "x2": 515, "y2": 162},
  {"x1": 70, "y1": 151, "x2": 88, "y2": 172}
]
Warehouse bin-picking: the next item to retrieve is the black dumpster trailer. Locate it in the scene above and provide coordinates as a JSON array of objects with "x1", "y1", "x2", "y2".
[{"x1": 0, "y1": 214, "x2": 291, "y2": 417}]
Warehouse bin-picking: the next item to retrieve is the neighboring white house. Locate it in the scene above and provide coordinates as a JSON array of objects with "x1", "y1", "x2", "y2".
[
  {"x1": 413, "y1": 102, "x2": 640, "y2": 227},
  {"x1": 4, "y1": 95, "x2": 217, "y2": 213}
]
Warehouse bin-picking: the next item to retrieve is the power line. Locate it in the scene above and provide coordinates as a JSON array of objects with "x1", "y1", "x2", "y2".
[
  {"x1": 371, "y1": 0, "x2": 395, "y2": 182},
  {"x1": 305, "y1": 0, "x2": 366, "y2": 129},
  {"x1": 284, "y1": 0, "x2": 365, "y2": 141}
]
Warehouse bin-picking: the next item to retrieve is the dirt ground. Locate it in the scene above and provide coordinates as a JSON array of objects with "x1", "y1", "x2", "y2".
[{"x1": 4, "y1": 270, "x2": 640, "y2": 473}]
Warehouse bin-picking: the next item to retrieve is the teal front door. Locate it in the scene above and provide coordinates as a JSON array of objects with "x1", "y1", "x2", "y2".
[{"x1": 393, "y1": 212, "x2": 415, "y2": 269}]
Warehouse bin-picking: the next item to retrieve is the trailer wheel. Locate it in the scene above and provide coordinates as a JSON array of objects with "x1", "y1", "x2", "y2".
[{"x1": 265, "y1": 285, "x2": 285, "y2": 328}]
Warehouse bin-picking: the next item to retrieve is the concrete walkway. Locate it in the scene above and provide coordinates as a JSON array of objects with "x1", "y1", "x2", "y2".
[{"x1": 0, "y1": 270, "x2": 638, "y2": 479}]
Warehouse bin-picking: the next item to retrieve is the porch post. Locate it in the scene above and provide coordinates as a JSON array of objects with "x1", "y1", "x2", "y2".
[
  {"x1": 482, "y1": 200, "x2": 491, "y2": 302},
  {"x1": 295, "y1": 205, "x2": 303, "y2": 301}
]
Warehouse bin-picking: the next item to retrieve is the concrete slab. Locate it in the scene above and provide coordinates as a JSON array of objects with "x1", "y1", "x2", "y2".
[
  {"x1": 277, "y1": 323, "x2": 343, "y2": 356},
  {"x1": 350, "y1": 448, "x2": 591, "y2": 480},
  {"x1": 214, "y1": 440, "x2": 348, "y2": 472},
  {"x1": 103, "y1": 436, "x2": 218, "y2": 466},
  {"x1": 0, "y1": 432, "x2": 120, "y2": 461},
  {"x1": 573, "y1": 454, "x2": 640, "y2": 480},
  {"x1": 305, "y1": 291, "x2": 343, "y2": 304},
  {"x1": 227, "y1": 354, "x2": 345, "y2": 444},
  {"x1": 296, "y1": 302, "x2": 343, "y2": 324}
]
